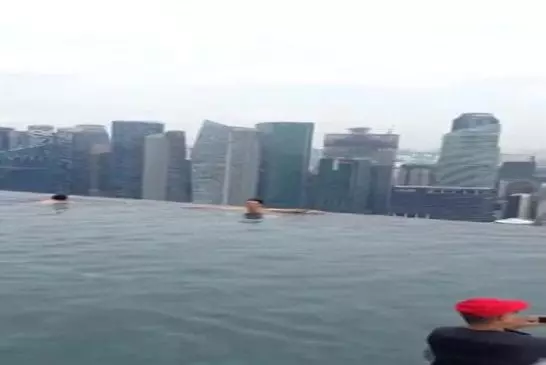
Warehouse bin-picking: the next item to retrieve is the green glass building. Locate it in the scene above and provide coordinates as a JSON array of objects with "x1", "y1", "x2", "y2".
[
  {"x1": 256, "y1": 122, "x2": 314, "y2": 208},
  {"x1": 308, "y1": 158, "x2": 372, "y2": 214}
]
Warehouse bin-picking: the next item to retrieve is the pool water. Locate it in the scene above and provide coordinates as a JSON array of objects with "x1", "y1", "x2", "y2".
[{"x1": 1, "y1": 191, "x2": 546, "y2": 365}]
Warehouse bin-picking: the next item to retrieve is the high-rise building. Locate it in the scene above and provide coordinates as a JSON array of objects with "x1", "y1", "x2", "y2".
[
  {"x1": 390, "y1": 186, "x2": 496, "y2": 222},
  {"x1": 8, "y1": 130, "x2": 29, "y2": 150},
  {"x1": 256, "y1": 122, "x2": 314, "y2": 208},
  {"x1": 191, "y1": 121, "x2": 260, "y2": 205},
  {"x1": 111, "y1": 121, "x2": 164, "y2": 199},
  {"x1": 0, "y1": 128, "x2": 73, "y2": 194},
  {"x1": 498, "y1": 160, "x2": 536, "y2": 181},
  {"x1": 0, "y1": 144, "x2": 55, "y2": 193},
  {"x1": 53, "y1": 128, "x2": 76, "y2": 194},
  {"x1": 0, "y1": 127, "x2": 14, "y2": 151},
  {"x1": 536, "y1": 183, "x2": 546, "y2": 225},
  {"x1": 27, "y1": 125, "x2": 55, "y2": 146},
  {"x1": 497, "y1": 159, "x2": 537, "y2": 198},
  {"x1": 70, "y1": 125, "x2": 110, "y2": 196},
  {"x1": 436, "y1": 113, "x2": 501, "y2": 188},
  {"x1": 397, "y1": 163, "x2": 434, "y2": 186},
  {"x1": 142, "y1": 131, "x2": 192, "y2": 202},
  {"x1": 191, "y1": 120, "x2": 231, "y2": 204},
  {"x1": 516, "y1": 193, "x2": 532, "y2": 220},
  {"x1": 308, "y1": 158, "x2": 372, "y2": 213},
  {"x1": 89, "y1": 145, "x2": 111, "y2": 197},
  {"x1": 536, "y1": 166, "x2": 546, "y2": 184},
  {"x1": 309, "y1": 148, "x2": 323, "y2": 173},
  {"x1": 323, "y1": 127, "x2": 399, "y2": 164},
  {"x1": 323, "y1": 128, "x2": 399, "y2": 214},
  {"x1": 367, "y1": 165, "x2": 396, "y2": 214},
  {"x1": 500, "y1": 180, "x2": 537, "y2": 199},
  {"x1": 504, "y1": 193, "x2": 533, "y2": 220},
  {"x1": 222, "y1": 127, "x2": 260, "y2": 206}
]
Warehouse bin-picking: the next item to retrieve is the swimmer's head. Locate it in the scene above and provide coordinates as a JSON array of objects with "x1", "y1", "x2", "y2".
[
  {"x1": 245, "y1": 198, "x2": 264, "y2": 213},
  {"x1": 51, "y1": 194, "x2": 68, "y2": 202}
]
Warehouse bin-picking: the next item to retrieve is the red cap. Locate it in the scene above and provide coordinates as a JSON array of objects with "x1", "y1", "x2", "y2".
[{"x1": 455, "y1": 298, "x2": 529, "y2": 317}]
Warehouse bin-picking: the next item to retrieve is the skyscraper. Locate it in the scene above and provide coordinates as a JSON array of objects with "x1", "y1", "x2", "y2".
[
  {"x1": 191, "y1": 121, "x2": 260, "y2": 205},
  {"x1": 89, "y1": 144, "x2": 111, "y2": 197},
  {"x1": 27, "y1": 125, "x2": 55, "y2": 146},
  {"x1": 142, "y1": 131, "x2": 192, "y2": 202},
  {"x1": 397, "y1": 163, "x2": 434, "y2": 186},
  {"x1": 323, "y1": 127, "x2": 399, "y2": 164},
  {"x1": 53, "y1": 128, "x2": 74, "y2": 194},
  {"x1": 323, "y1": 127, "x2": 399, "y2": 214},
  {"x1": 222, "y1": 127, "x2": 260, "y2": 206},
  {"x1": 256, "y1": 122, "x2": 314, "y2": 208},
  {"x1": 8, "y1": 130, "x2": 29, "y2": 150},
  {"x1": 53, "y1": 128, "x2": 76, "y2": 193},
  {"x1": 0, "y1": 142, "x2": 56, "y2": 193},
  {"x1": 536, "y1": 183, "x2": 546, "y2": 225},
  {"x1": 390, "y1": 186, "x2": 496, "y2": 222},
  {"x1": 308, "y1": 158, "x2": 372, "y2": 213},
  {"x1": 70, "y1": 125, "x2": 110, "y2": 196},
  {"x1": 309, "y1": 148, "x2": 323, "y2": 173},
  {"x1": 504, "y1": 193, "x2": 533, "y2": 220},
  {"x1": 0, "y1": 127, "x2": 14, "y2": 151},
  {"x1": 436, "y1": 113, "x2": 501, "y2": 188},
  {"x1": 191, "y1": 120, "x2": 231, "y2": 204},
  {"x1": 368, "y1": 165, "x2": 396, "y2": 214},
  {"x1": 496, "y1": 159, "x2": 537, "y2": 199},
  {"x1": 111, "y1": 121, "x2": 164, "y2": 199}
]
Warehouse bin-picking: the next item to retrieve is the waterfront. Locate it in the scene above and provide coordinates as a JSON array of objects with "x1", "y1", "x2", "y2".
[{"x1": 1, "y1": 192, "x2": 546, "y2": 365}]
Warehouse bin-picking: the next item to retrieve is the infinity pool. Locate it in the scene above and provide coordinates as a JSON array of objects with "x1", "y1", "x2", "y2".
[{"x1": 1, "y1": 191, "x2": 546, "y2": 365}]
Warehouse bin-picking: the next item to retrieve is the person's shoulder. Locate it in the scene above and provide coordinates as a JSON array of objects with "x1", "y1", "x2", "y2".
[
  {"x1": 428, "y1": 327, "x2": 544, "y2": 347},
  {"x1": 429, "y1": 327, "x2": 533, "y2": 337},
  {"x1": 428, "y1": 326, "x2": 463, "y2": 336},
  {"x1": 427, "y1": 326, "x2": 471, "y2": 343}
]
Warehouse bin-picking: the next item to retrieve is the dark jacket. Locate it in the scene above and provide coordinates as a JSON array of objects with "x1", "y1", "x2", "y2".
[{"x1": 426, "y1": 327, "x2": 546, "y2": 365}]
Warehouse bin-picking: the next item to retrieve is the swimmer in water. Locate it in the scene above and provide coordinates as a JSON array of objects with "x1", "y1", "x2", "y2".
[
  {"x1": 243, "y1": 198, "x2": 323, "y2": 218},
  {"x1": 244, "y1": 198, "x2": 264, "y2": 220},
  {"x1": 41, "y1": 194, "x2": 69, "y2": 205}
]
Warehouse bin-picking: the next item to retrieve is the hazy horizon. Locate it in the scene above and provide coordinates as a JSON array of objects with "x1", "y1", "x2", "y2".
[{"x1": 2, "y1": 0, "x2": 546, "y2": 152}]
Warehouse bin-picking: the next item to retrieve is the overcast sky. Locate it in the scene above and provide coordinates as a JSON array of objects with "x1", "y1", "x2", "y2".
[{"x1": 1, "y1": 0, "x2": 546, "y2": 151}]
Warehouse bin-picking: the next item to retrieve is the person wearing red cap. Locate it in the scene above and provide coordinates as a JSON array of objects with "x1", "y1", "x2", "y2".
[{"x1": 425, "y1": 297, "x2": 546, "y2": 365}]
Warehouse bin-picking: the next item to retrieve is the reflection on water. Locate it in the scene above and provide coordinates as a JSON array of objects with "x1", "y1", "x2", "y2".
[
  {"x1": 51, "y1": 202, "x2": 69, "y2": 215},
  {"x1": 1, "y1": 191, "x2": 546, "y2": 365}
]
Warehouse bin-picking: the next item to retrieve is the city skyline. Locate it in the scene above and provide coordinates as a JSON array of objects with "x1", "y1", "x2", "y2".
[
  {"x1": 2, "y1": 119, "x2": 544, "y2": 160},
  {"x1": 0, "y1": 117, "x2": 545, "y2": 223}
]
